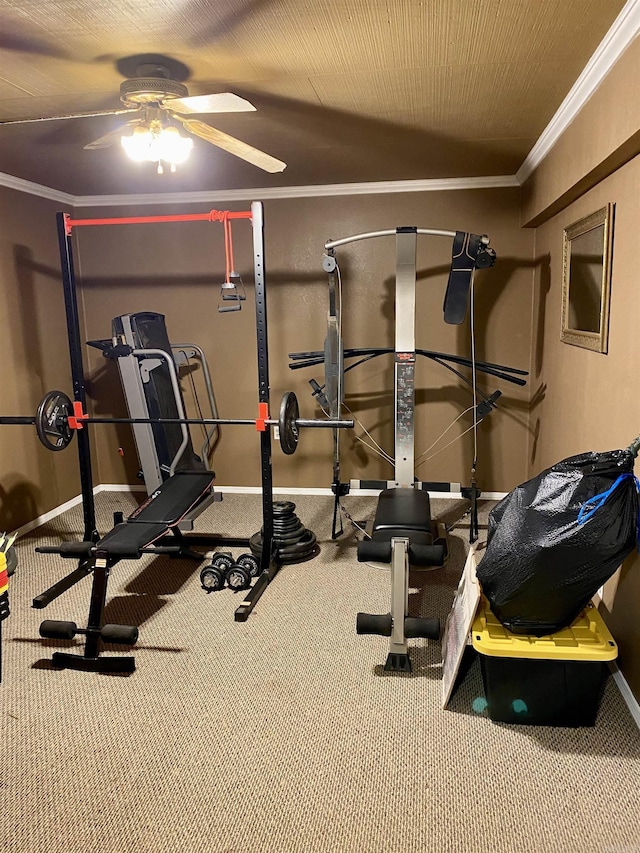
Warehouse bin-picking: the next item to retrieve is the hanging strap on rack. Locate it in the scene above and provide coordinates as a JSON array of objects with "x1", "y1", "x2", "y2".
[
  {"x1": 218, "y1": 213, "x2": 247, "y2": 313},
  {"x1": 443, "y1": 231, "x2": 496, "y2": 325}
]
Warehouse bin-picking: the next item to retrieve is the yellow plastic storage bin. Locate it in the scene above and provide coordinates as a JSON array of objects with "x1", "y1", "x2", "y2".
[{"x1": 471, "y1": 597, "x2": 617, "y2": 726}]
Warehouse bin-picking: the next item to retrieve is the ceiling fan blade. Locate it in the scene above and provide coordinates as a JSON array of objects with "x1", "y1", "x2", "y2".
[
  {"x1": 84, "y1": 119, "x2": 143, "y2": 150},
  {"x1": 177, "y1": 117, "x2": 286, "y2": 173},
  {"x1": 0, "y1": 108, "x2": 138, "y2": 126},
  {"x1": 169, "y1": 93, "x2": 257, "y2": 115}
]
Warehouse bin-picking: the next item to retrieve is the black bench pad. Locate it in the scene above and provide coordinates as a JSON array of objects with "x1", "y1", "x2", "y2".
[
  {"x1": 128, "y1": 471, "x2": 215, "y2": 526},
  {"x1": 358, "y1": 487, "x2": 444, "y2": 566},
  {"x1": 97, "y1": 522, "x2": 169, "y2": 558},
  {"x1": 371, "y1": 488, "x2": 433, "y2": 541},
  {"x1": 49, "y1": 471, "x2": 216, "y2": 561}
]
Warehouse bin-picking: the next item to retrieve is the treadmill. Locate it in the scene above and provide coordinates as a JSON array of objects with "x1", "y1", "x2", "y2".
[{"x1": 90, "y1": 311, "x2": 221, "y2": 522}]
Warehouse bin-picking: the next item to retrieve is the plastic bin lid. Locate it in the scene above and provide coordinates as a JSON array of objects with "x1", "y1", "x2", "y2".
[{"x1": 471, "y1": 598, "x2": 617, "y2": 661}]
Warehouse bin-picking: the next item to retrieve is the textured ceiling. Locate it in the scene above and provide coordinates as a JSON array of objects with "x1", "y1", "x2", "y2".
[{"x1": 0, "y1": 0, "x2": 628, "y2": 196}]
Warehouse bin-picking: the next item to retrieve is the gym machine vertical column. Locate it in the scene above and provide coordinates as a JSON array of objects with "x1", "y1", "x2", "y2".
[
  {"x1": 394, "y1": 227, "x2": 418, "y2": 488},
  {"x1": 56, "y1": 212, "x2": 98, "y2": 542}
]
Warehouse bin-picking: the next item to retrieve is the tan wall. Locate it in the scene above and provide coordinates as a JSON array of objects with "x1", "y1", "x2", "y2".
[
  {"x1": 524, "y1": 28, "x2": 640, "y2": 699},
  {"x1": 0, "y1": 187, "x2": 79, "y2": 531},
  {"x1": 74, "y1": 188, "x2": 534, "y2": 493},
  {"x1": 521, "y1": 36, "x2": 640, "y2": 227},
  {"x1": 527, "y1": 155, "x2": 640, "y2": 699}
]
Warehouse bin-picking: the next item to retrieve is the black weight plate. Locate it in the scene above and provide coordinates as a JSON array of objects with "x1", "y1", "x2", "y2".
[
  {"x1": 272, "y1": 515, "x2": 301, "y2": 526},
  {"x1": 236, "y1": 553, "x2": 260, "y2": 577},
  {"x1": 249, "y1": 529, "x2": 319, "y2": 565},
  {"x1": 272, "y1": 500, "x2": 296, "y2": 515},
  {"x1": 225, "y1": 565, "x2": 252, "y2": 591},
  {"x1": 200, "y1": 566, "x2": 225, "y2": 592},
  {"x1": 272, "y1": 514, "x2": 300, "y2": 524},
  {"x1": 35, "y1": 390, "x2": 74, "y2": 452},
  {"x1": 277, "y1": 529, "x2": 318, "y2": 555},
  {"x1": 249, "y1": 531, "x2": 263, "y2": 558},
  {"x1": 273, "y1": 529, "x2": 309, "y2": 544},
  {"x1": 278, "y1": 392, "x2": 299, "y2": 455},
  {"x1": 270, "y1": 521, "x2": 303, "y2": 535},
  {"x1": 6, "y1": 545, "x2": 18, "y2": 578},
  {"x1": 211, "y1": 553, "x2": 235, "y2": 572}
]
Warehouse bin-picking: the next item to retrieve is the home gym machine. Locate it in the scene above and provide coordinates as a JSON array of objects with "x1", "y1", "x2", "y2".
[
  {"x1": 290, "y1": 226, "x2": 527, "y2": 672},
  {"x1": 0, "y1": 203, "x2": 353, "y2": 673},
  {"x1": 89, "y1": 310, "x2": 221, "y2": 503}
]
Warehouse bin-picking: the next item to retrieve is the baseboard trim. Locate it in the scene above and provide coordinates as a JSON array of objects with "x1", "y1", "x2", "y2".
[
  {"x1": 92, "y1": 483, "x2": 510, "y2": 499},
  {"x1": 96, "y1": 483, "x2": 147, "y2": 493},
  {"x1": 10, "y1": 484, "x2": 508, "y2": 538},
  {"x1": 9, "y1": 483, "x2": 146, "y2": 537},
  {"x1": 610, "y1": 663, "x2": 640, "y2": 731},
  {"x1": 201, "y1": 485, "x2": 509, "y2": 500}
]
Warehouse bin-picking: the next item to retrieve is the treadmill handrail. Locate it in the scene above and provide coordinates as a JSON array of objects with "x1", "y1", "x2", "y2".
[
  {"x1": 131, "y1": 347, "x2": 190, "y2": 477},
  {"x1": 171, "y1": 342, "x2": 221, "y2": 462}
]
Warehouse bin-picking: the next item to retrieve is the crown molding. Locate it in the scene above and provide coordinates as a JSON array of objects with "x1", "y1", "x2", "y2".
[
  {"x1": 0, "y1": 171, "x2": 74, "y2": 205},
  {"x1": 0, "y1": 172, "x2": 518, "y2": 207},
  {"x1": 70, "y1": 175, "x2": 519, "y2": 208},
  {"x1": 3, "y1": 0, "x2": 638, "y2": 206},
  {"x1": 517, "y1": 0, "x2": 640, "y2": 184}
]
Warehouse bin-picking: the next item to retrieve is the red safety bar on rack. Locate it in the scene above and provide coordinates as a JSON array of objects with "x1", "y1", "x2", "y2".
[
  {"x1": 256, "y1": 403, "x2": 269, "y2": 432},
  {"x1": 63, "y1": 209, "x2": 253, "y2": 235},
  {"x1": 68, "y1": 401, "x2": 89, "y2": 430}
]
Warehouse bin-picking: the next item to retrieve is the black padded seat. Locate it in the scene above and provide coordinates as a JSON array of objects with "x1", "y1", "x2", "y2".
[
  {"x1": 371, "y1": 488, "x2": 433, "y2": 542},
  {"x1": 358, "y1": 487, "x2": 444, "y2": 566}
]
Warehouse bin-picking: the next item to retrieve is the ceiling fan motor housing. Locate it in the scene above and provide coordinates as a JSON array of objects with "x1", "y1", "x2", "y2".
[{"x1": 120, "y1": 78, "x2": 189, "y2": 107}]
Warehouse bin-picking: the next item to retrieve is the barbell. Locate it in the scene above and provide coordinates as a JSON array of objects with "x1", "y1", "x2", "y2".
[{"x1": 0, "y1": 390, "x2": 353, "y2": 456}]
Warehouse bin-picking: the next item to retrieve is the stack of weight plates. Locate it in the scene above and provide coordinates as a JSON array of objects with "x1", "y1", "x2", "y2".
[{"x1": 249, "y1": 501, "x2": 318, "y2": 564}]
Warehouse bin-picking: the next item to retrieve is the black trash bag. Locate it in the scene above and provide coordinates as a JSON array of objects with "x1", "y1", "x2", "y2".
[{"x1": 476, "y1": 448, "x2": 639, "y2": 636}]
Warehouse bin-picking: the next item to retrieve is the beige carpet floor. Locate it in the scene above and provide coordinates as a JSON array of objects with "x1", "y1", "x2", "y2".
[{"x1": 1, "y1": 491, "x2": 639, "y2": 853}]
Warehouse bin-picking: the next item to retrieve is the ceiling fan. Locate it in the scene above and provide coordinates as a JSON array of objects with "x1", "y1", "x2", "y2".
[{"x1": 0, "y1": 54, "x2": 287, "y2": 174}]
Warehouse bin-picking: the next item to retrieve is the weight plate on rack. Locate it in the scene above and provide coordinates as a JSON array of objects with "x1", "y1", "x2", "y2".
[
  {"x1": 35, "y1": 390, "x2": 74, "y2": 451},
  {"x1": 278, "y1": 392, "x2": 299, "y2": 455},
  {"x1": 272, "y1": 500, "x2": 296, "y2": 515}
]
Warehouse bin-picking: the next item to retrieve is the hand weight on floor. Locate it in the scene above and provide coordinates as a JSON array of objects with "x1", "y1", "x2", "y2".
[{"x1": 200, "y1": 552, "x2": 260, "y2": 593}]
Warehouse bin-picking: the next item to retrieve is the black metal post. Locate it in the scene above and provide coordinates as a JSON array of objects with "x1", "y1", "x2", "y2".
[
  {"x1": 235, "y1": 202, "x2": 276, "y2": 621},
  {"x1": 55, "y1": 213, "x2": 98, "y2": 542}
]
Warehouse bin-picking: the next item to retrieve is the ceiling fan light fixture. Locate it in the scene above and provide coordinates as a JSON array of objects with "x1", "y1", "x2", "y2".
[{"x1": 120, "y1": 124, "x2": 193, "y2": 172}]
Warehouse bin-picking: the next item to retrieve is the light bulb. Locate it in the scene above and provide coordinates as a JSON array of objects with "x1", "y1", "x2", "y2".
[{"x1": 121, "y1": 124, "x2": 193, "y2": 171}]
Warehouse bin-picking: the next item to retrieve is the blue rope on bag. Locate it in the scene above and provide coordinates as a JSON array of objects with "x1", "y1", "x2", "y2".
[{"x1": 577, "y1": 472, "x2": 640, "y2": 548}]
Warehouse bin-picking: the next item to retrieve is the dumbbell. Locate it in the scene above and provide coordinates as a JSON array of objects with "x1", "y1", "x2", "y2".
[
  {"x1": 199, "y1": 552, "x2": 260, "y2": 593},
  {"x1": 39, "y1": 619, "x2": 138, "y2": 645}
]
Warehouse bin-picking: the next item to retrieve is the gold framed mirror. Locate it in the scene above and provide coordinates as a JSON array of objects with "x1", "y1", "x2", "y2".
[{"x1": 561, "y1": 204, "x2": 613, "y2": 353}]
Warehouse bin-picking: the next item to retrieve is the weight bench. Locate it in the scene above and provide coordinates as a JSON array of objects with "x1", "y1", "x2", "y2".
[
  {"x1": 356, "y1": 488, "x2": 447, "y2": 672},
  {"x1": 34, "y1": 470, "x2": 219, "y2": 673}
]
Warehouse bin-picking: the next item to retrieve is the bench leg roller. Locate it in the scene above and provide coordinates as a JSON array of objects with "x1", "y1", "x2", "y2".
[
  {"x1": 40, "y1": 620, "x2": 77, "y2": 641},
  {"x1": 404, "y1": 617, "x2": 440, "y2": 640},
  {"x1": 356, "y1": 612, "x2": 393, "y2": 636}
]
